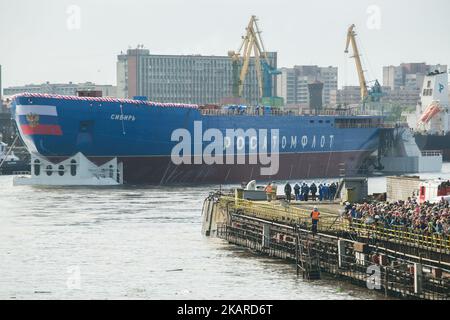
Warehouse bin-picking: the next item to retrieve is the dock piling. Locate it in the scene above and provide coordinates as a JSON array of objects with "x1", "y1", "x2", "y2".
[{"x1": 414, "y1": 263, "x2": 423, "y2": 294}]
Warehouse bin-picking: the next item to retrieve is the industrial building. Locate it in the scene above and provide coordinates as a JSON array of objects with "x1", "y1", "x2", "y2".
[{"x1": 116, "y1": 47, "x2": 277, "y2": 106}]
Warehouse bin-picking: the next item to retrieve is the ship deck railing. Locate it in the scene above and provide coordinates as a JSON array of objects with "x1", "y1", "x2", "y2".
[
  {"x1": 334, "y1": 124, "x2": 395, "y2": 129},
  {"x1": 200, "y1": 108, "x2": 379, "y2": 117},
  {"x1": 218, "y1": 196, "x2": 450, "y2": 253},
  {"x1": 199, "y1": 108, "x2": 399, "y2": 129}
]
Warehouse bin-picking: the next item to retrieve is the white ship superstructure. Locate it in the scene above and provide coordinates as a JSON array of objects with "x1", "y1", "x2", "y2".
[{"x1": 407, "y1": 71, "x2": 449, "y2": 135}]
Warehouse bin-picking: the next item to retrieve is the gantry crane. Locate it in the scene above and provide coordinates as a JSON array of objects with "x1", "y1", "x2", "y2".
[{"x1": 228, "y1": 15, "x2": 280, "y2": 102}]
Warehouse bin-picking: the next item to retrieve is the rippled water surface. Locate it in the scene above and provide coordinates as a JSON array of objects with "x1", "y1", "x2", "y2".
[{"x1": 3, "y1": 165, "x2": 449, "y2": 300}]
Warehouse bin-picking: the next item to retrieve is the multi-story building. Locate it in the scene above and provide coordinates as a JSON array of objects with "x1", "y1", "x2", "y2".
[
  {"x1": 383, "y1": 66, "x2": 406, "y2": 90},
  {"x1": 381, "y1": 63, "x2": 447, "y2": 108},
  {"x1": 383, "y1": 63, "x2": 447, "y2": 90},
  {"x1": 329, "y1": 86, "x2": 361, "y2": 107},
  {"x1": 3, "y1": 82, "x2": 117, "y2": 97},
  {"x1": 382, "y1": 87, "x2": 421, "y2": 107},
  {"x1": 330, "y1": 85, "x2": 421, "y2": 108},
  {"x1": 277, "y1": 65, "x2": 338, "y2": 107},
  {"x1": 116, "y1": 47, "x2": 277, "y2": 105}
]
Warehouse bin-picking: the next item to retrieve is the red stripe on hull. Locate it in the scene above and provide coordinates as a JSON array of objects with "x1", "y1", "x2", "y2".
[{"x1": 21, "y1": 125, "x2": 63, "y2": 136}]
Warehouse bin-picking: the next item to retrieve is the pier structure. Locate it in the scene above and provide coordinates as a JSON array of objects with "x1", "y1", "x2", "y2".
[{"x1": 202, "y1": 192, "x2": 450, "y2": 300}]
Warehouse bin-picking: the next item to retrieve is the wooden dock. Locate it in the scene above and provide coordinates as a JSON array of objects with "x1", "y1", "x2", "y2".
[{"x1": 202, "y1": 192, "x2": 450, "y2": 300}]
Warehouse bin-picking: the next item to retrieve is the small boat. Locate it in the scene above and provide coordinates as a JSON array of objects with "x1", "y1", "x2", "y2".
[{"x1": 0, "y1": 141, "x2": 30, "y2": 175}]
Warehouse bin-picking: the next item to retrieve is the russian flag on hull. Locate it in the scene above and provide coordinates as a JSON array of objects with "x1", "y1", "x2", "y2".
[{"x1": 15, "y1": 105, "x2": 63, "y2": 136}]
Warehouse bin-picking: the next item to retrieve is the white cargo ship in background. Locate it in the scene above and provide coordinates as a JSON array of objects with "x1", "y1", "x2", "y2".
[{"x1": 406, "y1": 70, "x2": 450, "y2": 161}]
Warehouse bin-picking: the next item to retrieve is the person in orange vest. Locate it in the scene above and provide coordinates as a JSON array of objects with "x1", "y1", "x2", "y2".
[
  {"x1": 264, "y1": 183, "x2": 273, "y2": 202},
  {"x1": 311, "y1": 206, "x2": 320, "y2": 234}
]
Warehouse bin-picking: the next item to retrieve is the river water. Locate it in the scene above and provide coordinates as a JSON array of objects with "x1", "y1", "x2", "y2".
[{"x1": 1, "y1": 165, "x2": 449, "y2": 300}]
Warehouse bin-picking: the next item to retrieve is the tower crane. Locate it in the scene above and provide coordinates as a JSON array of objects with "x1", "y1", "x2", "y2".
[{"x1": 228, "y1": 15, "x2": 280, "y2": 102}]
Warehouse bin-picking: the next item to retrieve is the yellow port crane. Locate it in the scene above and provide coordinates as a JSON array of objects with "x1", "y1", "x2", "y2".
[
  {"x1": 345, "y1": 24, "x2": 369, "y2": 102},
  {"x1": 228, "y1": 15, "x2": 275, "y2": 100}
]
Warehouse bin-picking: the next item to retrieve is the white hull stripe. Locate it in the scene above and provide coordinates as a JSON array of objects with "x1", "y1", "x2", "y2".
[{"x1": 16, "y1": 105, "x2": 58, "y2": 116}]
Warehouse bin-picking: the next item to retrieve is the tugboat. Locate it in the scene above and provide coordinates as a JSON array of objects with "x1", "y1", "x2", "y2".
[{"x1": 0, "y1": 141, "x2": 30, "y2": 175}]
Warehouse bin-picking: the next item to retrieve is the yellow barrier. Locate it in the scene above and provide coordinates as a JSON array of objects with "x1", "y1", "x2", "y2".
[
  {"x1": 344, "y1": 220, "x2": 450, "y2": 251},
  {"x1": 220, "y1": 196, "x2": 342, "y2": 231},
  {"x1": 221, "y1": 196, "x2": 337, "y2": 216},
  {"x1": 219, "y1": 196, "x2": 450, "y2": 252}
]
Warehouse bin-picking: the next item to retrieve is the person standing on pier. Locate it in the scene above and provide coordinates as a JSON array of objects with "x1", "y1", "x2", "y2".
[
  {"x1": 264, "y1": 183, "x2": 273, "y2": 202},
  {"x1": 304, "y1": 183, "x2": 310, "y2": 202},
  {"x1": 284, "y1": 182, "x2": 292, "y2": 202},
  {"x1": 310, "y1": 182, "x2": 317, "y2": 201},
  {"x1": 318, "y1": 183, "x2": 324, "y2": 201},
  {"x1": 311, "y1": 206, "x2": 320, "y2": 234},
  {"x1": 284, "y1": 182, "x2": 292, "y2": 203},
  {"x1": 323, "y1": 183, "x2": 329, "y2": 200},
  {"x1": 330, "y1": 182, "x2": 337, "y2": 201},
  {"x1": 294, "y1": 183, "x2": 301, "y2": 201},
  {"x1": 300, "y1": 183, "x2": 305, "y2": 201}
]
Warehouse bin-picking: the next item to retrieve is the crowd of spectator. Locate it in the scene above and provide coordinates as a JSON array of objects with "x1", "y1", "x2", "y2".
[{"x1": 343, "y1": 197, "x2": 450, "y2": 237}]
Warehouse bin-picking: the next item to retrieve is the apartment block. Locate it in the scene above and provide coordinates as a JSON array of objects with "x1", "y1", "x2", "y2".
[
  {"x1": 277, "y1": 65, "x2": 337, "y2": 107},
  {"x1": 117, "y1": 47, "x2": 277, "y2": 105}
]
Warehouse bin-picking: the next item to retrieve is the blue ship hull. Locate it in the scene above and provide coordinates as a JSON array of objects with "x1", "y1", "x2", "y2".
[{"x1": 11, "y1": 93, "x2": 383, "y2": 184}]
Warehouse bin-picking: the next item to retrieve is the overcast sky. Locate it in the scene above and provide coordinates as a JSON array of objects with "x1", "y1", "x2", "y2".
[{"x1": 1, "y1": 0, "x2": 449, "y2": 89}]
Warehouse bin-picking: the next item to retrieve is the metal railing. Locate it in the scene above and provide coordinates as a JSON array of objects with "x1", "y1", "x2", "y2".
[
  {"x1": 334, "y1": 123, "x2": 394, "y2": 129},
  {"x1": 217, "y1": 217, "x2": 450, "y2": 300},
  {"x1": 220, "y1": 196, "x2": 340, "y2": 231},
  {"x1": 219, "y1": 196, "x2": 450, "y2": 252},
  {"x1": 200, "y1": 107, "x2": 389, "y2": 118},
  {"x1": 343, "y1": 220, "x2": 450, "y2": 252}
]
